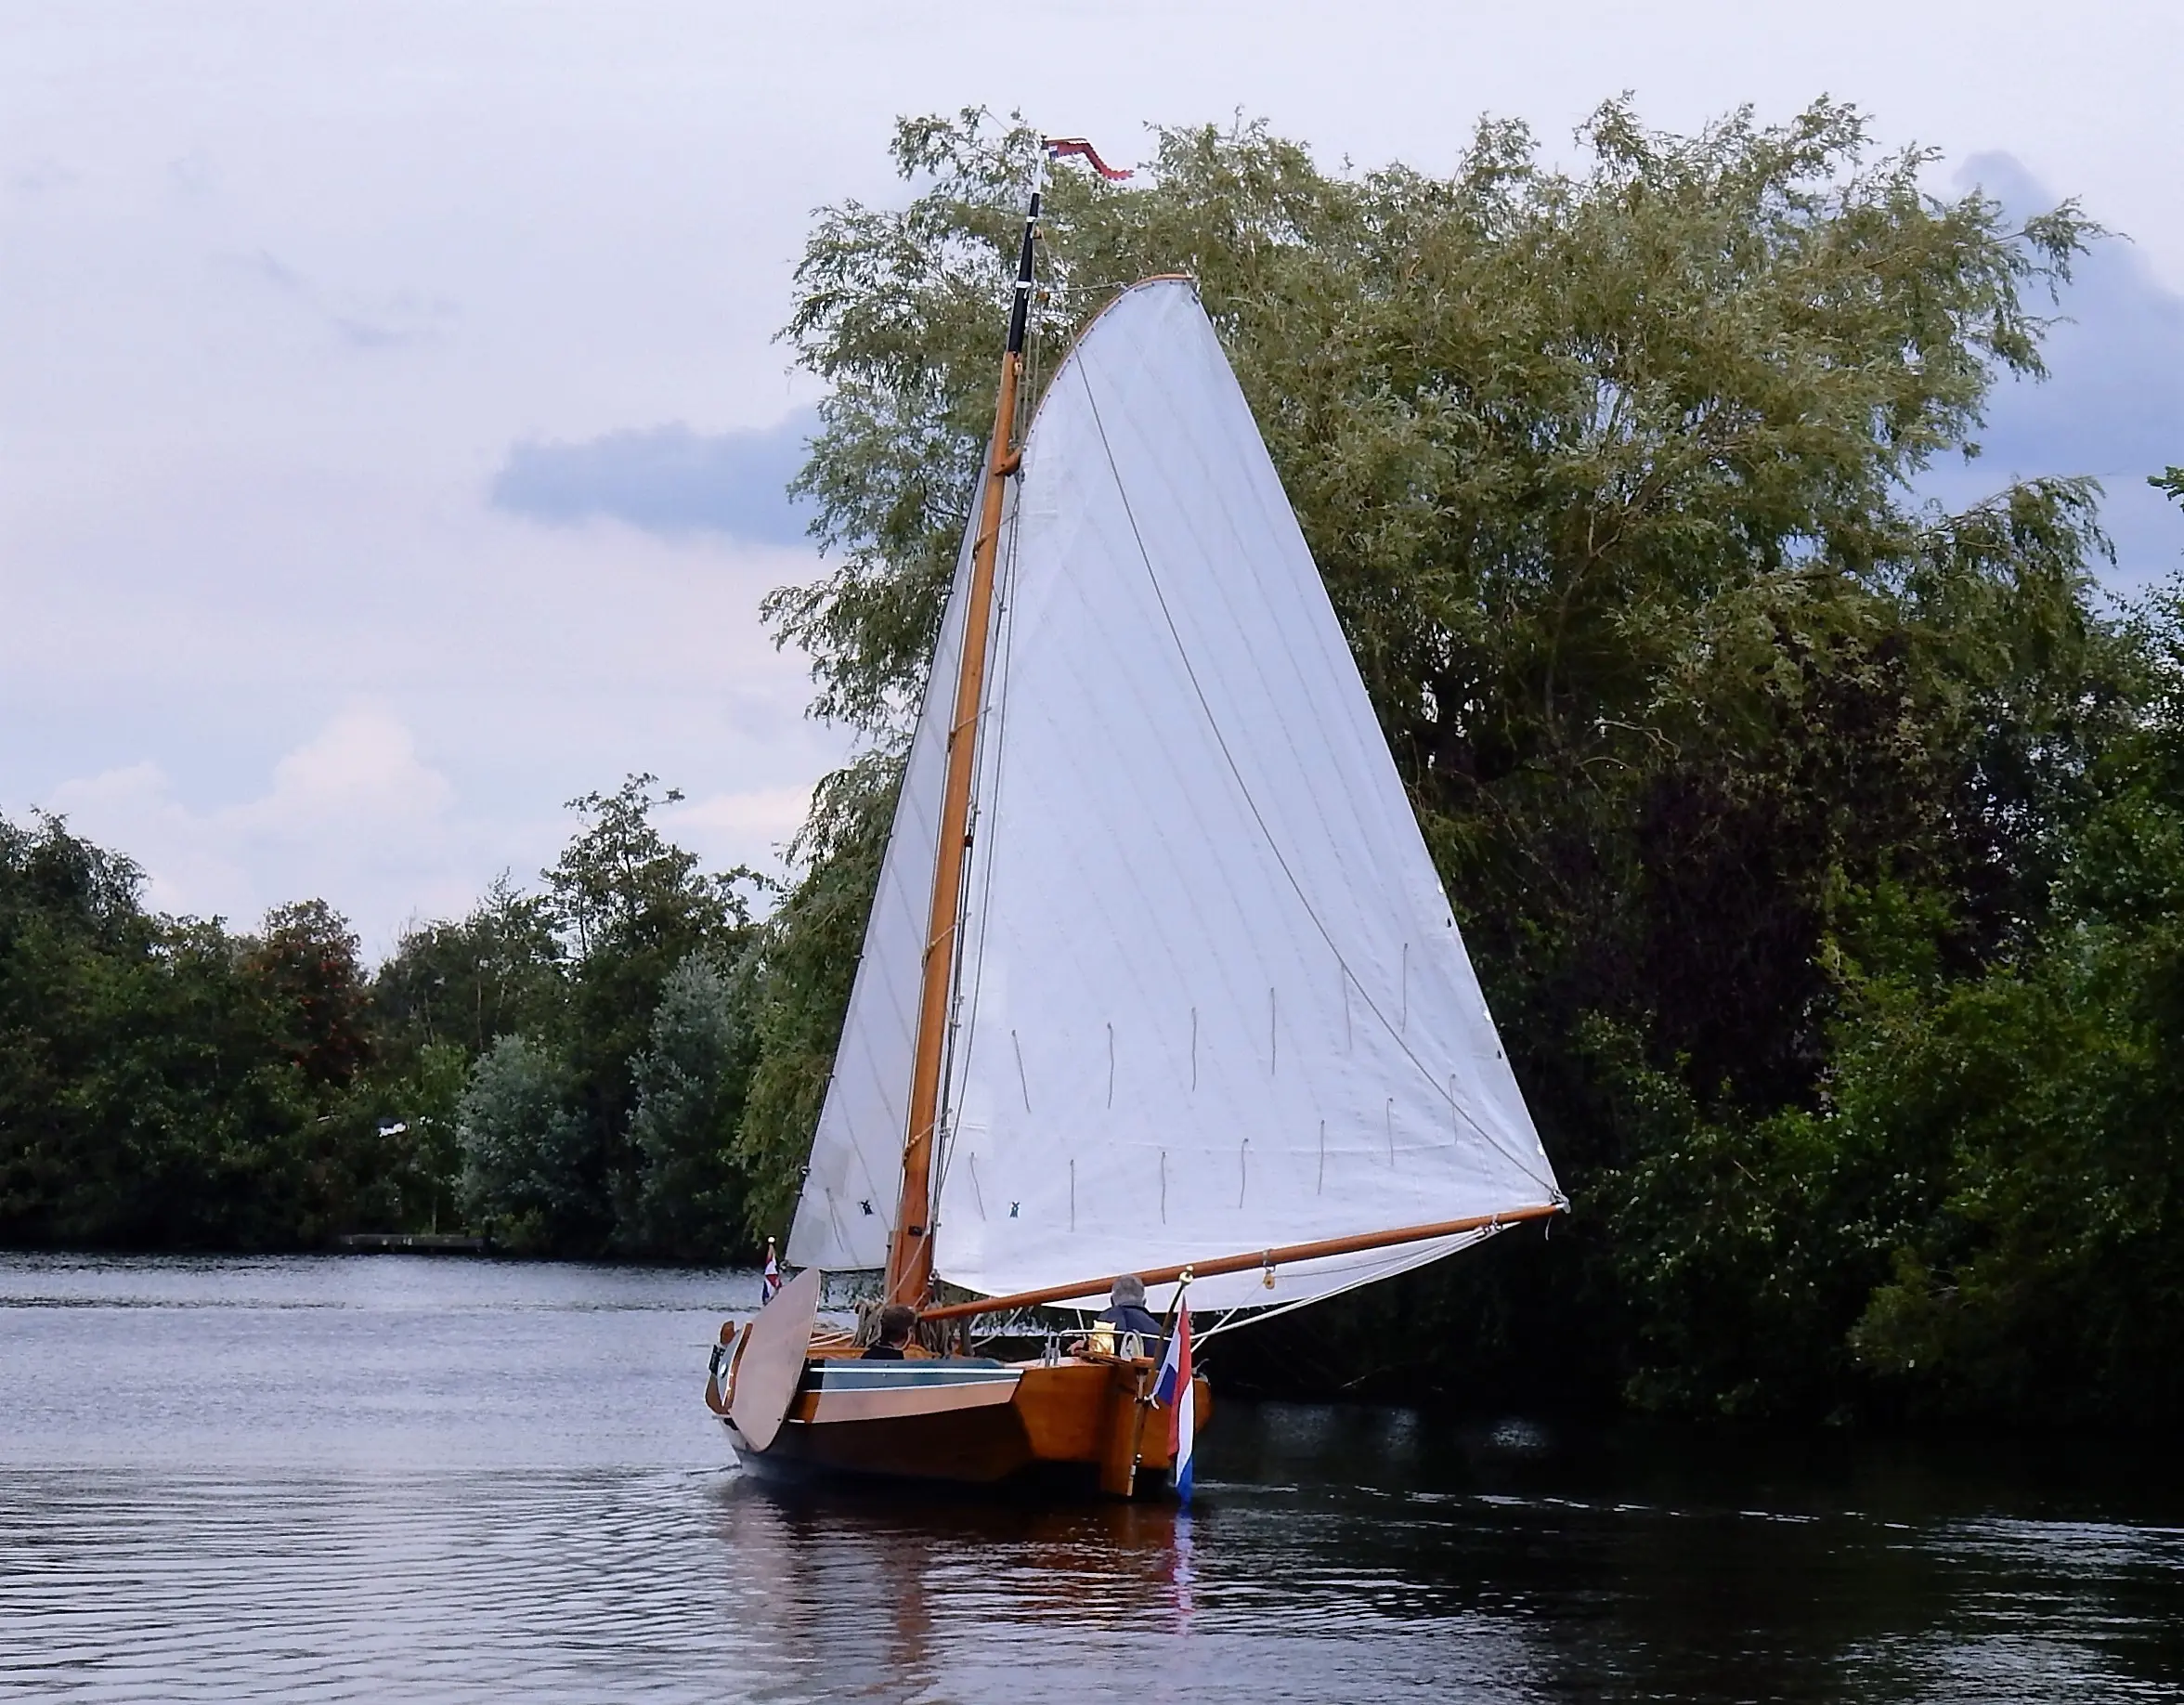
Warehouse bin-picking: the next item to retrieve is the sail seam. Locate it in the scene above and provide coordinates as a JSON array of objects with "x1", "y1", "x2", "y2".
[{"x1": 1070, "y1": 358, "x2": 1557, "y2": 1197}]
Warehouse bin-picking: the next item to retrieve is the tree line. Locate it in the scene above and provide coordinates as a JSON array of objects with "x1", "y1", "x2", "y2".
[
  {"x1": 0, "y1": 777, "x2": 761, "y2": 1262},
  {"x1": 6, "y1": 98, "x2": 2183, "y2": 1428}
]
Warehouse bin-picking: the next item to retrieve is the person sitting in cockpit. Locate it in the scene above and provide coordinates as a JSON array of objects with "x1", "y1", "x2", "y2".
[
  {"x1": 1086, "y1": 1274, "x2": 1163, "y2": 1356},
  {"x1": 860, "y1": 1303, "x2": 918, "y2": 1360}
]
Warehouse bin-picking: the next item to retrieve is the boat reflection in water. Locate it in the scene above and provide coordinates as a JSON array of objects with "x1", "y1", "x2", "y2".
[
  {"x1": 703, "y1": 1399, "x2": 2184, "y2": 1705},
  {"x1": 711, "y1": 1479, "x2": 1211, "y2": 1682}
]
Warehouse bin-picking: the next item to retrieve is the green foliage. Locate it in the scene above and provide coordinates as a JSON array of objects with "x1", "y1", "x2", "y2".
[
  {"x1": 1594, "y1": 1022, "x2": 1912, "y2": 1420},
  {"x1": 1835, "y1": 701, "x2": 2184, "y2": 1423},
  {"x1": 355, "y1": 1038, "x2": 472, "y2": 1234},
  {"x1": 624, "y1": 950, "x2": 756, "y2": 1260},
  {"x1": 745, "y1": 101, "x2": 2184, "y2": 1426},
  {"x1": 542, "y1": 775, "x2": 756, "y2": 1241},
  {"x1": 371, "y1": 877, "x2": 564, "y2": 1064},
  {"x1": 0, "y1": 776, "x2": 762, "y2": 1262},
  {"x1": 0, "y1": 815, "x2": 361, "y2": 1246},
  {"x1": 455, "y1": 1033, "x2": 592, "y2": 1255}
]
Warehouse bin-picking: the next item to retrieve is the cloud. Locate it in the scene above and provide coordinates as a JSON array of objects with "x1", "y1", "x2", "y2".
[
  {"x1": 489, "y1": 410, "x2": 819, "y2": 544},
  {"x1": 1919, "y1": 154, "x2": 2184, "y2": 591},
  {"x1": 225, "y1": 245, "x2": 461, "y2": 351},
  {"x1": 43, "y1": 722, "x2": 827, "y2": 946},
  {"x1": 1958, "y1": 152, "x2": 2184, "y2": 479},
  {"x1": 7, "y1": 155, "x2": 74, "y2": 195},
  {"x1": 251, "y1": 711, "x2": 456, "y2": 826},
  {"x1": 330, "y1": 294, "x2": 461, "y2": 350},
  {"x1": 167, "y1": 150, "x2": 216, "y2": 199},
  {"x1": 665, "y1": 784, "x2": 815, "y2": 873},
  {"x1": 46, "y1": 710, "x2": 465, "y2": 937}
]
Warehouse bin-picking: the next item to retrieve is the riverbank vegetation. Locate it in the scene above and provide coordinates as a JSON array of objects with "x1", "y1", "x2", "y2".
[
  {"x1": 0, "y1": 778, "x2": 759, "y2": 1262},
  {"x1": 5, "y1": 102, "x2": 2181, "y2": 1428}
]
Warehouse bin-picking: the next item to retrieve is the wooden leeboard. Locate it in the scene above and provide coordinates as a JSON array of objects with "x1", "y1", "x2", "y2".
[{"x1": 729, "y1": 1267, "x2": 822, "y2": 1451}]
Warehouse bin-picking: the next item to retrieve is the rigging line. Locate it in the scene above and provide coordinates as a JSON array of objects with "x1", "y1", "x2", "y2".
[
  {"x1": 1190, "y1": 1228, "x2": 1504, "y2": 1342},
  {"x1": 860, "y1": 706, "x2": 973, "y2": 1226},
  {"x1": 933, "y1": 475, "x2": 1025, "y2": 1217},
  {"x1": 931, "y1": 163, "x2": 1044, "y2": 1220},
  {"x1": 861, "y1": 540, "x2": 977, "y2": 1240},
  {"x1": 928, "y1": 509, "x2": 1008, "y2": 1216},
  {"x1": 1070, "y1": 360, "x2": 1558, "y2": 1197},
  {"x1": 1022, "y1": 266, "x2": 1047, "y2": 432},
  {"x1": 1019, "y1": 151, "x2": 1052, "y2": 428}
]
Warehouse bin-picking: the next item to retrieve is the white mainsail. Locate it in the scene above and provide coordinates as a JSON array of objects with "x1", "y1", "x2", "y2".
[{"x1": 792, "y1": 278, "x2": 1561, "y2": 1312}]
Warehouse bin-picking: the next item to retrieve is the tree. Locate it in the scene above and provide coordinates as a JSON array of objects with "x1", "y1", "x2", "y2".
[
  {"x1": 744, "y1": 102, "x2": 2165, "y2": 1421},
  {"x1": 246, "y1": 899, "x2": 371, "y2": 1089},
  {"x1": 372, "y1": 877, "x2": 565, "y2": 1065},
  {"x1": 543, "y1": 774, "x2": 758, "y2": 1245},
  {"x1": 455, "y1": 1033, "x2": 593, "y2": 1254},
  {"x1": 1835, "y1": 624, "x2": 2184, "y2": 1424},
  {"x1": 0, "y1": 813, "x2": 372, "y2": 1249},
  {"x1": 0, "y1": 787, "x2": 762, "y2": 1260},
  {"x1": 624, "y1": 950, "x2": 755, "y2": 1260}
]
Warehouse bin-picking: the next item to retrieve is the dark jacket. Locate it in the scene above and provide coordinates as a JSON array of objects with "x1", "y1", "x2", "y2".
[
  {"x1": 860, "y1": 1342, "x2": 907, "y2": 1360},
  {"x1": 1098, "y1": 1304, "x2": 1164, "y2": 1340}
]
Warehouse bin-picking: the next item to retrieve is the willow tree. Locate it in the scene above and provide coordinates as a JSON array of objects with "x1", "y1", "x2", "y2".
[{"x1": 740, "y1": 102, "x2": 2142, "y2": 1414}]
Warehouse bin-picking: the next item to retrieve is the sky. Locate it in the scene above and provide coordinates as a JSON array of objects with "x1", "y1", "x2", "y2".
[{"x1": 4, "y1": 1, "x2": 2180, "y2": 956}]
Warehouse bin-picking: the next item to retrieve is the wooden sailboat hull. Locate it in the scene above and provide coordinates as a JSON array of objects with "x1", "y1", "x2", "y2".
[{"x1": 713, "y1": 1352, "x2": 1209, "y2": 1498}]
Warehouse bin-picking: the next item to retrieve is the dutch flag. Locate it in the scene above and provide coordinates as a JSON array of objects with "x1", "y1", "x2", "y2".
[
  {"x1": 760, "y1": 1239, "x2": 781, "y2": 1305},
  {"x1": 1151, "y1": 1304, "x2": 1196, "y2": 1502}
]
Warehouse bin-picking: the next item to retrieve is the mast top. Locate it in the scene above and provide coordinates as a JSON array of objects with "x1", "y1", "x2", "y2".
[{"x1": 1006, "y1": 190, "x2": 1041, "y2": 358}]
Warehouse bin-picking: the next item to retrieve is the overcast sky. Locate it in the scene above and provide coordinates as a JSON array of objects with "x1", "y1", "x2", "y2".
[{"x1": 4, "y1": 1, "x2": 2179, "y2": 954}]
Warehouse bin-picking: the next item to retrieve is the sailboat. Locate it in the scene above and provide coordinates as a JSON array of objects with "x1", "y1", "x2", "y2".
[{"x1": 709, "y1": 174, "x2": 1565, "y2": 1496}]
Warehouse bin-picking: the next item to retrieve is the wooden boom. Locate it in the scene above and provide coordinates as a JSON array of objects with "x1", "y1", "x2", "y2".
[
  {"x1": 885, "y1": 189, "x2": 1043, "y2": 1308},
  {"x1": 916, "y1": 1201, "x2": 1566, "y2": 1323}
]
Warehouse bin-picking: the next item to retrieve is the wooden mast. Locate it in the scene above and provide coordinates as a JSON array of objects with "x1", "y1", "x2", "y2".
[{"x1": 884, "y1": 189, "x2": 1042, "y2": 1307}]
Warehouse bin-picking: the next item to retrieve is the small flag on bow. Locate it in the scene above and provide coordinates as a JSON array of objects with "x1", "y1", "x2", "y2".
[
  {"x1": 760, "y1": 1239, "x2": 781, "y2": 1305},
  {"x1": 1151, "y1": 1296, "x2": 1196, "y2": 1502},
  {"x1": 1044, "y1": 137, "x2": 1133, "y2": 180}
]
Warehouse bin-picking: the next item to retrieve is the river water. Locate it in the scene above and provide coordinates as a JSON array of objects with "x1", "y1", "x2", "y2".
[{"x1": 1, "y1": 1255, "x2": 2178, "y2": 1703}]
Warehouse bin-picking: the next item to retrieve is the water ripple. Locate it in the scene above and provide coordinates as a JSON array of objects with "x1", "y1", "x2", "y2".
[{"x1": 3, "y1": 1256, "x2": 2180, "y2": 1703}]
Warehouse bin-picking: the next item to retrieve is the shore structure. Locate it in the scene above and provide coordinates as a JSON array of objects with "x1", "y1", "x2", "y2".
[{"x1": 710, "y1": 163, "x2": 1566, "y2": 1497}]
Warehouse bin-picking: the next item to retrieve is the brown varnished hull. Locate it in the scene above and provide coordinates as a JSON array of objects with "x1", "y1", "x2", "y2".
[{"x1": 718, "y1": 1354, "x2": 1210, "y2": 1498}]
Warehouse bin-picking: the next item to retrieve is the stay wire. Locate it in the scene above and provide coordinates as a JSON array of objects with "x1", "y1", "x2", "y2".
[
  {"x1": 930, "y1": 167, "x2": 1046, "y2": 1236},
  {"x1": 1191, "y1": 1224, "x2": 1509, "y2": 1344}
]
